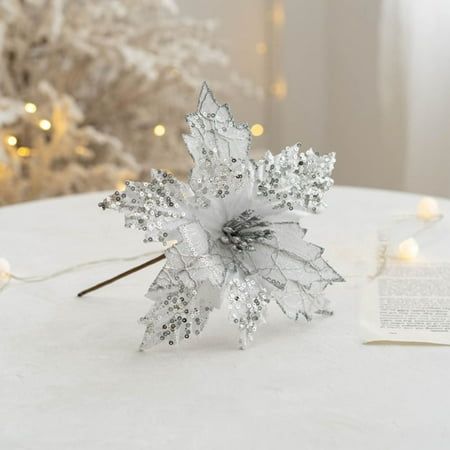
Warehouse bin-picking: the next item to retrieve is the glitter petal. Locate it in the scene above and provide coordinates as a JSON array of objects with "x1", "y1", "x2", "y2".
[{"x1": 101, "y1": 84, "x2": 343, "y2": 349}]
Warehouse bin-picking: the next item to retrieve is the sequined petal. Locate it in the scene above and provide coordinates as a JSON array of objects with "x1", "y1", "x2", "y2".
[
  {"x1": 140, "y1": 246, "x2": 225, "y2": 349},
  {"x1": 184, "y1": 83, "x2": 252, "y2": 203},
  {"x1": 234, "y1": 222, "x2": 343, "y2": 321},
  {"x1": 99, "y1": 169, "x2": 193, "y2": 244},
  {"x1": 273, "y1": 280, "x2": 334, "y2": 322},
  {"x1": 254, "y1": 145, "x2": 335, "y2": 213},
  {"x1": 225, "y1": 274, "x2": 271, "y2": 349}
]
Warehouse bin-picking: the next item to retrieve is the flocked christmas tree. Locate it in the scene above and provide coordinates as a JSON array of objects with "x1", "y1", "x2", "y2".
[{"x1": 0, "y1": 0, "x2": 258, "y2": 204}]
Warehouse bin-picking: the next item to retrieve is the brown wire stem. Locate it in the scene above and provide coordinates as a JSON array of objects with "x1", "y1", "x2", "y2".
[{"x1": 77, "y1": 253, "x2": 166, "y2": 298}]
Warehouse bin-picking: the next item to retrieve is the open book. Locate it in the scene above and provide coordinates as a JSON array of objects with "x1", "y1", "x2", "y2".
[{"x1": 360, "y1": 261, "x2": 450, "y2": 345}]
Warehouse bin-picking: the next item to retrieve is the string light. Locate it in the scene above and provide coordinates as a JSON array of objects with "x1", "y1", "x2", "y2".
[
  {"x1": 17, "y1": 146, "x2": 31, "y2": 158},
  {"x1": 417, "y1": 197, "x2": 440, "y2": 220},
  {"x1": 6, "y1": 135, "x2": 17, "y2": 146},
  {"x1": 396, "y1": 238, "x2": 419, "y2": 261},
  {"x1": 24, "y1": 102, "x2": 37, "y2": 114},
  {"x1": 251, "y1": 123, "x2": 264, "y2": 137},
  {"x1": 153, "y1": 124, "x2": 166, "y2": 137},
  {"x1": 116, "y1": 181, "x2": 126, "y2": 191},
  {"x1": 272, "y1": 1, "x2": 285, "y2": 26},
  {"x1": 168, "y1": 68, "x2": 180, "y2": 78},
  {"x1": 0, "y1": 251, "x2": 164, "y2": 296},
  {"x1": 0, "y1": 258, "x2": 11, "y2": 289},
  {"x1": 256, "y1": 42, "x2": 267, "y2": 55},
  {"x1": 75, "y1": 145, "x2": 89, "y2": 156},
  {"x1": 39, "y1": 119, "x2": 52, "y2": 131},
  {"x1": 271, "y1": 78, "x2": 287, "y2": 100}
]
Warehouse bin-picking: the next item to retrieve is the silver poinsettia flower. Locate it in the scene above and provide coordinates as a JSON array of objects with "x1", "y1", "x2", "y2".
[{"x1": 100, "y1": 83, "x2": 343, "y2": 350}]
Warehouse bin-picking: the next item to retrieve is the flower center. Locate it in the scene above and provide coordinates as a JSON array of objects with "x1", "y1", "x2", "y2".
[{"x1": 219, "y1": 209, "x2": 274, "y2": 252}]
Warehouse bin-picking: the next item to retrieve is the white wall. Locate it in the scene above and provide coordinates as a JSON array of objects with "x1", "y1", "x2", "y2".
[
  {"x1": 401, "y1": 0, "x2": 450, "y2": 196},
  {"x1": 178, "y1": 0, "x2": 270, "y2": 152},
  {"x1": 180, "y1": 0, "x2": 450, "y2": 197}
]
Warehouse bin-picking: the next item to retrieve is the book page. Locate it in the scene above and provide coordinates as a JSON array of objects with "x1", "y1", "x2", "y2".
[{"x1": 360, "y1": 262, "x2": 450, "y2": 344}]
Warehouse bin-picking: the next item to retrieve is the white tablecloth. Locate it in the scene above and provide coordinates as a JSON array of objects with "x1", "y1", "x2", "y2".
[{"x1": 1, "y1": 187, "x2": 449, "y2": 450}]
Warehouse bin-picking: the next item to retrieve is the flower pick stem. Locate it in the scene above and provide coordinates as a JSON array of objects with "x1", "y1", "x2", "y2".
[{"x1": 77, "y1": 253, "x2": 166, "y2": 298}]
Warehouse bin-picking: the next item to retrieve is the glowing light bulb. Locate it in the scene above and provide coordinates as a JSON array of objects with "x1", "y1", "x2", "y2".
[
  {"x1": 17, "y1": 146, "x2": 31, "y2": 158},
  {"x1": 272, "y1": 2, "x2": 285, "y2": 26},
  {"x1": 0, "y1": 258, "x2": 11, "y2": 289},
  {"x1": 75, "y1": 146, "x2": 89, "y2": 157},
  {"x1": 169, "y1": 68, "x2": 180, "y2": 78},
  {"x1": 153, "y1": 124, "x2": 166, "y2": 137},
  {"x1": 256, "y1": 42, "x2": 267, "y2": 55},
  {"x1": 251, "y1": 123, "x2": 264, "y2": 137},
  {"x1": 39, "y1": 119, "x2": 52, "y2": 131},
  {"x1": 24, "y1": 102, "x2": 37, "y2": 114},
  {"x1": 116, "y1": 181, "x2": 126, "y2": 191},
  {"x1": 417, "y1": 197, "x2": 440, "y2": 221},
  {"x1": 271, "y1": 79, "x2": 287, "y2": 100},
  {"x1": 6, "y1": 135, "x2": 17, "y2": 146},
  {"x1": 396, "y1": 238, "x2": 419, "y2": 261}
]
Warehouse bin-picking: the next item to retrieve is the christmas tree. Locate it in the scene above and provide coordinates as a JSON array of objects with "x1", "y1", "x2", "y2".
[{"x1": 0, "y1": 0, "x2": 257, "y2": 204}]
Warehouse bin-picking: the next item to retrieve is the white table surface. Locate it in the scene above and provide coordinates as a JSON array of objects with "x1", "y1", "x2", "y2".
[{"x1": 1, "y1": 186, "x2": 449, "y2": 450}]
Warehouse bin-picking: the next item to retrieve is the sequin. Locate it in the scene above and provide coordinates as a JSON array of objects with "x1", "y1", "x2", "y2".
[{"x1": 101, "y1": 83, "x2": 343, "y2": 350}]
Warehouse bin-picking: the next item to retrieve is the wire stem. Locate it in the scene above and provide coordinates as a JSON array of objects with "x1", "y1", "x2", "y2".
[{"x1": 77, "y1": 253, "x2": 166, "y2": 298}]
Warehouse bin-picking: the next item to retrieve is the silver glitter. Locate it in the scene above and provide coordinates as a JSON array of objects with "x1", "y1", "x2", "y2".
[{"x1": 101, "y1": 83, "x2": 343, "y2": 350}]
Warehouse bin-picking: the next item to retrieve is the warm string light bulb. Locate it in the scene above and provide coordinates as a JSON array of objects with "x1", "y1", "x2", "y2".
[
  {"x1": 6, "y1": 135, "x2": 17, "y2": 146},
  {"x1": 153, "y1": 124, "x2": 166, "y2": 137},
  {"x1": 396, "y1": 238, "x2": 419, "y2": 261},
  {"x1": 251, "y1": 123, "x2": 264, "y2": 137},
  {"x1": 39, "y1": 119, "x2": 52, "y2": 131},
  {"x1": 116, "y1": 181, "x2": 126, "y2": 191},
  {"x1": 256, "y1": 42, "x2": 267, "y2": 55},
  {"x1": 17, "y1": 146, "x2": 31, "y2": 158},
  {"x1": 417, "y1": 197, "x2": 440, "y2": 220},
  {"x1": 272, "y1": 1, "x2": 285, "y2": 26},
  {"x1": 271, "y1": 78, "x2": 287, "y2": 100},
  {"x1": 0, "y1": 258, "x2": 11, "y2": 289},
  {"x1": 75, "y1": 145, "x2": 89, "y2": 156},
  {"x1": 24, "y1": 102, "x2": 37, "y2": 114}
]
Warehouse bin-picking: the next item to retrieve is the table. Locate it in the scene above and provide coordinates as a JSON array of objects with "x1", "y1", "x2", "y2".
[{"x1": 1, "y1": 187, "x2": 449, "y2": 450}]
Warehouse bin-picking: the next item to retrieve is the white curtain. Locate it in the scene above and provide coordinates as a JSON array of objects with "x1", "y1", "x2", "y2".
[{"x1": 380, "y1": 0, "x2": 450, "y2": 197}]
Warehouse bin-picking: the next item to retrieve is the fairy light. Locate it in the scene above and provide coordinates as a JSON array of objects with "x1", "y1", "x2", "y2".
[
  {"x1": 256, "y1": 42, "x2": 267, "y2": 55},
  {"x1": 271, "y1": 78, "x2": 287, "y2": 100},
  {"x1": 396, "y1": 238, "x2": 419, "y2": 261},
  {"x1": 116, "y1": 181, "x2": 126, "y2": 191},
  {"x1": 17, "y1": 146, "x2": 31, "y2": 158},
  {"x1": 153, "y1": 124, "x2": 166, "y2": 137},
  {"x1": 6, "y1": 135, "x2": 17, "y2": 146},
  {"x1": 0, "y1": 258, "x2": 11, "y2": 289},
  {"x1": 169, "y1": 68, "x2": 180, "y2": 78},
  {"x1": 75, "y1": 146, "x2": 89, "y2": 156},
  {"x1": 251, "y1": 123, "x2": 264, "y2": 137},
  {"x1": 39, "y1": 119, "x2": 52, "y2": 131},
  {"x1": 272, "y1": 1, "x2": 285, "y2": 26},
  {"x1": 417, "y1": 197, "x2": 440, "y2": 221},
  {"x1": 24, "y1": 102, "x2": 37, "y2": 114}
]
